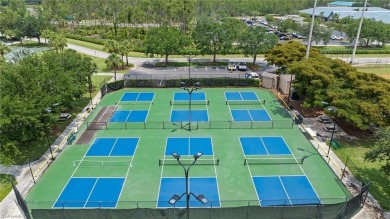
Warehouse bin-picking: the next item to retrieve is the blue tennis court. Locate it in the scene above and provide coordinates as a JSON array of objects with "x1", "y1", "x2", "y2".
[
  {"x1": 53, "y1": 177, "x2": 125, "y2": 208},
  {"x1": 252, "y1": 175, "x2": 320, "y2": 206},
  {"x1": 157, "y1": 177, "x2": 220, "y2": 208},
  {"x1": 174, "y1": 92, "x2": 206, "y2": 101},
  {"x1": 109, "y1": 110, "x2": 148, "y2": 122},
  {"x1": 165, "y1": 137, "x2": 213, "y2": 156},
  {"x1": 170, "y1": 110, "x2": 208, "y2": 122},
  {"x1": 86, "y1": 138, "x2": 139, "y2": 156},
  {"x1": 239, "y1": 136, "x2": 291, "y2": 155},
  {"x1": 231, "y1": 109, "x2": 271, "y2": 121},
  {"x1": 120, "y1": 92, "x2": 155, "y2": 102},
  {"x1": 225, "y1": 91, "x2": 259, "y2": 101}
]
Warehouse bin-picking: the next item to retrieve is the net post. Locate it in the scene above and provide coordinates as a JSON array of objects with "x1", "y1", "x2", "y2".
[
  {"x1": 216, "y1": 159, "x2": 219, "y2": 166},
  {"x1": 225, "y1": 100, "x2": 228, "y2": 105},
  {"x1": 159, "y1": 159, "x2": 161, "y2": 166},
  {"x1": 124, "y1": 122, "x2": 127, "y2": 130},
  {"x1": 244, "y1": 159, "x2": 247, "y2": 165}
]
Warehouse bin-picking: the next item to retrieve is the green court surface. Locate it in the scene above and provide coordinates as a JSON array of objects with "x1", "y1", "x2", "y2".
[{"x1": 25, "y1": 88, "x2": 351, "y2": 210}]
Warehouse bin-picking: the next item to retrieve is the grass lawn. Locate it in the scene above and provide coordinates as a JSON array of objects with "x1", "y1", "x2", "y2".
[
  {"x1": 356, "y1": 65, "x2": 390, "y2": 79},
  {"x1": 0, "y1": 174, "x2": 16, "y2": 202},
  {"x1": 334, "y1": 140, "x2": 390, "y2": 210}
]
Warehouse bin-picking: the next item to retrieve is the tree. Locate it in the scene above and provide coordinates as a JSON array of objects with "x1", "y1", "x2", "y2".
[
  {"x1": 264, "y1": 41, "x2": 320, "y2": 72},
  {"x1": 365, "y1": 126, "x2": 390, "y2": 176},
  {"x1": 105, "y1": 53, "x2": 122, "y2": 81},
  {"x1": 0, "y1": 50, "x2": 95, "y2": 164},
  {"x1": 48, "y1": 34, "x2": 67, "y2": 53},
  {"x1": 238, "y1": 26, "x2": 278, "y2": 64},
  {"x1": 144, "y1": 25, "x2": 188, "y2": 63},
  {"x1": 0, "y1": 44, "x2": 11, "y2": 58},
  {"x1": 104, "y1": 40, "x2": 119, "y2": 54},
  {"x1": 192, "y1": 17, "x2": 243, "y2": 62}
]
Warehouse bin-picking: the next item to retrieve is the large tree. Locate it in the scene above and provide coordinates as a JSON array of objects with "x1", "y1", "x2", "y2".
[
  {"x1": 0, "y1": 50, "x2": 95, "y2": 164},
  {"x1": 365, "y1": 126, "x2": 390, "y2": 176},
  {"x1": 238, "y1": 26, "x2": 278, "y2": 64},
  {"x1": 144, "y1": 25, "x2": 189, "y2": 63},
  {"x1": 264, "y1": 41, "x2": 320, "y2": 73},
  {"x1": 192, "y1": 17, "x2": 244, "y2": 62}
]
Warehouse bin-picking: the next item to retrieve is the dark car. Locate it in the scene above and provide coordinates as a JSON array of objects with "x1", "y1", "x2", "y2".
[{"x1": 279, "y1": 36, "x2": 291, "y2": 40}]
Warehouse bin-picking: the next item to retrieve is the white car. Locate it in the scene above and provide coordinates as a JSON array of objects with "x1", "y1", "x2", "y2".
[
  {"x1": 227, "y1": 61, "x2": 237, "y2": 71},
  {"x1": 330, "y1": 35, "x2": 344, "y2": 40},
  {"x1": 237, "y1": 62, "x2": 247, "y2": 71},
  {"x1": 245, "y1": 72, "x2": 259, "y2": 79}
]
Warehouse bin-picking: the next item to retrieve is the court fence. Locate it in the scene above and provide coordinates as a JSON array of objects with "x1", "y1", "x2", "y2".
[
  {"x1": 86, "y1": 120, "x2": 295, "y2": 130},
  {"x1": 27, "y1": 194, "x2": 367, "y2": 219}
]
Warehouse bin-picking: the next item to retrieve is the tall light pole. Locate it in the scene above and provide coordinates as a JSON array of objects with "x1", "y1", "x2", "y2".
[
  {"x1": 180, "y1": 82, "x2": 201, "y2": 131},
  {"x1": 185, "y1": 54, "x2": 193, "y2": 82},
  {"x1": 351, "y1": 0, "x2": 368, "y2": 64},
  {"x1": 321, "y1": 102, "x2": 337, "y2": 157},
  {"x1": 168, "y1": 152, "x2": 209, "y2": 219},
  {"x1": 305, "y1": 0, "x2": 318, "y2": 59}
]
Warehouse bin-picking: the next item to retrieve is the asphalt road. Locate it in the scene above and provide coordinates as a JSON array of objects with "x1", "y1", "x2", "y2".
[{"x1": 33, "y1": 38, "x2": 389, "y2": 78}]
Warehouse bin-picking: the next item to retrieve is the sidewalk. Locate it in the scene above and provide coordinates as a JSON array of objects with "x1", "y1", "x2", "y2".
[{"x1": 0, "y1": 74, "x2": 114, "y2": 219}]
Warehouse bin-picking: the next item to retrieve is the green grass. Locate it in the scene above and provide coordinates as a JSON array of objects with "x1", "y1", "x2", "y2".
[
  {"x1": 334, "y1": 140, "x2": 390, "y2": 210},
  {"x1": 0, "y1": 174, "x2": 16, "y2": 202},
  {"x1": 356, "y1": 66, "x2": 390, "y2": 77}
]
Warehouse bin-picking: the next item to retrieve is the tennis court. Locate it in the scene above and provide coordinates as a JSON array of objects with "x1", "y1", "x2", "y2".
[{"x1": 26, "y1": 88, "x2": 351, "y2": 218}]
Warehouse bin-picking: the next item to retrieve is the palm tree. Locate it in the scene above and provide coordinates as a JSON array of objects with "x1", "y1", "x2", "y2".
[
  {"x1": 105, "y1": 53, "x2": 122, "y2": 81},
  {"x1": 49, "y1": 34, "x2": 67, "y2": 54},
  {"x1": 122, "y1": 39, "x2": 136, "y2": 66},
  {"x1": 104, "y1": 40, "x2": 119, "y2": 54},
  {"x1": 117, "y1": 43, "x2": 126, "y2": 69},
  {"x1": 0, "y1": 44, "x2": 11, "y2": 58}
]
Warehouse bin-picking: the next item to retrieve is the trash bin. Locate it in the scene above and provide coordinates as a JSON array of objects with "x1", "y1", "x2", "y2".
[{"x1": 331, "y1": 139, "x2": 340, "y2": 149}]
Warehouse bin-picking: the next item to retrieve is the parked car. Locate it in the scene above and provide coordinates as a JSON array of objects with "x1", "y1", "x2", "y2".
[
  {"x1": 330, "y1": 35, "x2": 344, "y2": 40},
  {"x1": 227, "y1": 61, "x2": 237, "y2": 71},
  {"x1": 244, "y1": 72, "x2": 259, "y2": 79},
  {"x1": 237, "y1": 62, "x2": 247, "y2": 71},
  {"x1": 58, "y1": 113, "x2": 72, "y2": 121},
  {"x1": 279, "y1": 36, "x2": 291, "y2": 40}
]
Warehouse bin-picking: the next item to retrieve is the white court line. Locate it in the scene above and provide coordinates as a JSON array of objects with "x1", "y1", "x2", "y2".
[
  {"x1": 124, "y1": 110, "x2": 132, "y2": 122},
  {"x1": 135, "y1": 92, "x2": 141, "y2": 102},
  {"x1": 259, "y1": 137, "x2": 270, "y2": 155},
  {"x1": 108, "y1": 138, "x2": 119, "y2": 156},
  {"x1": 247, "y1": 110, "x2": 254, "y2": 122},
  {"x1": 83, "y1": 178, "x2": 99, "y2": 208},
  {"x1": 116, "y1": 138, "x2": 140, "y2": 207},
  {"x1": 278, "y1": 176, "x2": 293, "y2": 206},
  {"x1": 155, "y1": 137, "x2": 170, "y2": 208}
]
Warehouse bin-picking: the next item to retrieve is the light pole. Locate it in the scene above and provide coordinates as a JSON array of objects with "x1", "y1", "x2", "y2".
[
  {"x1": 321, "y1": 102, "x2": 337, "y2": 157},
  {"x1": 185, "y1": 54, "x2": 193, "y2": 82},
  {"x1": 180, "y1": 82, "x2": 201, "y2": 131},
  {"x1": 168, "y1": 152, "x2": 209, "y2": 219}
]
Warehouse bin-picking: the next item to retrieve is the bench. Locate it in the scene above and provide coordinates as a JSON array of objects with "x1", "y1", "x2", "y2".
[{"x1": 67, "y1": 134, "x2": 76, "y2": 145}]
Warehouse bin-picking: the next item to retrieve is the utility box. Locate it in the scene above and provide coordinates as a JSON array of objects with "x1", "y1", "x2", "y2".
[{"x1": 261, "y1": 72, "x2": 278, "y2": 89}]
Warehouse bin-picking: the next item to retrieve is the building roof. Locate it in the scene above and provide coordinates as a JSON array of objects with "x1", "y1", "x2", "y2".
[
  {"x1": 299, "y1": 7, "x2": 390, "y2": 24},
  {"x1": 328, "y1": 1, "x2": 355, "y2": 7}
]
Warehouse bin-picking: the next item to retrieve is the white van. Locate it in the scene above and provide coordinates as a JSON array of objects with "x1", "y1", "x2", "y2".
[{"x1": 245, "y1": 72, "x2": 259, "y2": 79}]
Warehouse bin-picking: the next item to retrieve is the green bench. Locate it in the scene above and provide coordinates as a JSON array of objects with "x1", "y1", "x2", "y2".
[{"x1": 67, "y1": 134, "x2": 76, "y2": 145}]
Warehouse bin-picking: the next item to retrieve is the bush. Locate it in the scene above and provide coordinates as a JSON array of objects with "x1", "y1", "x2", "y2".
[{"x1": 65, "y1": 34, "x2": 105, "y2": 45}]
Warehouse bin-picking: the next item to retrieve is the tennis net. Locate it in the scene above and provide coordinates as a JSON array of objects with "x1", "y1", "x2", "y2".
[
  {"x1": 244, "y1": 157, "x2": 303, "y2": 165},
  {"x1": 226, "y1": 100, "x2": 264, "y2": 105},
  {"x1": 159, "y1": 158, "x2": 219, "y2": 166},
  {"x1": 73, "y1": 160, "x2": 132, "y2": 167},
  {"x1": 170, "y1": 100, "x2": 209, "y2": 105}
]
